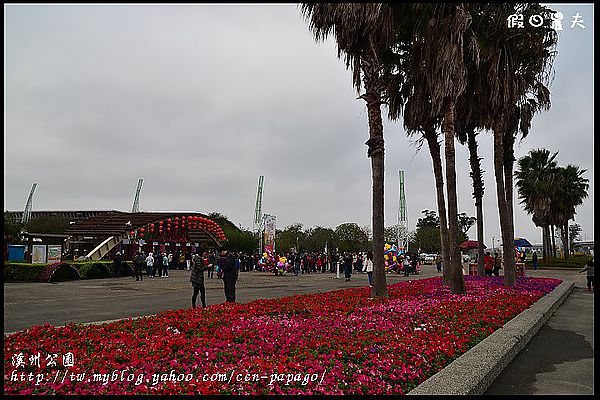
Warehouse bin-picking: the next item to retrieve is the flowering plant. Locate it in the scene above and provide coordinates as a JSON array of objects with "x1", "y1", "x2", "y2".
[{"x1": 4, "y1": 276, "x2": 561, "y2": 395}]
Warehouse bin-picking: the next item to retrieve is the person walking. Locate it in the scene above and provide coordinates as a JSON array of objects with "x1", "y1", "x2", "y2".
[
  {"x1": 185, "y1": 251, "x2": 192, "y2": 271},
  {"x1": 492, "y1": 252, "x2": 501, "y2": 276},
  {"x1": 484, "y1": 252, "x2": 494, "y2": 276},
  {"x1": 161, "y1": 252, "x2": 169, "y2": 277},
  {"x1": 218, "y1": 248, "x2": 238, "y2": 302},
  {"x1": 145, "y1": 252, "x2": 155, "y2": 278},
  {"x1": 207, "y1": 251, "x2": 216, "y2": 279},
  {"x1": 343, "y1": 252, "x2": 353, "y2": 282},
  {"x1": 113, "y1": 251, "x2": 122, "y2": 278},
  {"x1": 133, "y1": 251, "x2": 145, "y2": 281},
  {"x1": 532, "y1": 251, "x2": 539, "y2": 271},
  {"x1": 190, "y1": 252, "x2": 209, "y2": 307},
  {"x1": 403, "y1": 254, "x2": 410, "y2": 277},
  {"x1": 578, "y1": 259, "x2": 594, "y2": 292},
  {"x1": 364, "y1": 250, "x2": 374, "y2": 287},
  {"x1": 178, "y1": 253, "x2": 186, "y2": 270},
  {"x1": 436, "y1": 255, "x2": 443, "y2": 273},
  {"x1": 410, "y1": 253, "x2": 419, "y2": 275}
]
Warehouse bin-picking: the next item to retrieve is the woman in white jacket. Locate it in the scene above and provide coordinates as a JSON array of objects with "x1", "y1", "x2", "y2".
[{"x1": 364, "y1": 250, "x2": 374, "y2": 287}]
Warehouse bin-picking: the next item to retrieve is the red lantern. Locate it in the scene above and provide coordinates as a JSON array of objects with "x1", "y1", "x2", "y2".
[
  {"x1": 130, "y1": 231, "x2": 135, "y2": 236},
  {"x1": 139, "y1": 233, "x2": 144, "y2": 237},
  {"x1": 167, "y1": 218, "x2": 172, "y2": 223},
  {"x1": 159, "y1": 221, "x2": 164, "y2": 225},
  {"x1": 140, "y1": 227, "x2": 145, "y2": 232},
  {"x1": 175, "y1": 217, "x2": 179, "y2": 221},
  {"x1": 150, "y1": 223, "x2": 155, "y2": 228},
  {"x1": 167, "y1": 227, "x2": 171, "y2": 232}
]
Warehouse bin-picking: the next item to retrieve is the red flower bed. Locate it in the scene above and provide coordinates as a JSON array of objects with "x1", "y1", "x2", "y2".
[{"x1": 3, "y1": 276, "x2": 561, "y2": 395}]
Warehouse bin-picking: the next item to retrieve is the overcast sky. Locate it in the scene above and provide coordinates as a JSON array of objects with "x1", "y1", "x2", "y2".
[{"x1": 4, "y1": 4, "x2": 594, "y2": 246}]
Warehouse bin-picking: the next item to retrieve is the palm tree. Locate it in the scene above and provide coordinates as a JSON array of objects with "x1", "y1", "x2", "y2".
[
  {"x1": 455, "y1": 56, "x2": 487, "y2": 276},
  {"x1": 383, "y1": 21, "x2": 453, "y2": 286},
  {"x1": 552, "y1": 165, "x2": 589, "y2": 259},
  {"x1": 300, "y1": 4, "x2": 399, "y2": 298},
  {"x1": 515, "y1": 149, "x2": 559, "y2": 266},
  {"x1": 473, "y1": 3, "x2": 557, "y2": 286},
  {"x1": 420, "y1": 4, "x2": 480, "y2": 294}
]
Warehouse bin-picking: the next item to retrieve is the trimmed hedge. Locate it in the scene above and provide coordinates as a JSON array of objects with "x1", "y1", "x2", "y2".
[
  {"x1": 4, "y1": 260, "x2": 134, "y2": 282},
  {"x1": 525, "y1": 254, "x2": 593, "y2": 269},
  {"x1": 4, "y1": 263, "x2": 48, "y2": 282}
]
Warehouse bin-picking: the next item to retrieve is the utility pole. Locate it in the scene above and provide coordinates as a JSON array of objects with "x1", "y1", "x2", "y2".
[
  {"x1": 132, "y1": 178, "x2": 143, "y2": 213},
  {"x1": 398, "y1": 170, "x2": 408, "y2": 254},
  {"x1": 254, "y1": 175, "x2": 264, "y2": 255},
  {"x1": 21, "y1": 183, "x2": 37, "y2": 225}
]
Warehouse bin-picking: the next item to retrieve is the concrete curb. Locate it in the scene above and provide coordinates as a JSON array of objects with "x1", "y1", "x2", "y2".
[{"x1": 408, "y1": 280, "x2": 574, "y2": 395}]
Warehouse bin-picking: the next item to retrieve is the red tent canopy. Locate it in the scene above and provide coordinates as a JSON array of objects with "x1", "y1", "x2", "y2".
[{"x1": 460, "y1": 240, "x2": 485, "y2": 250}]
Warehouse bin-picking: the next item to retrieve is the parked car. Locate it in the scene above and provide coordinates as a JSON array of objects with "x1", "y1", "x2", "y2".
[{"x1": 419, "y1": 254, "x2": 437, "y2": 264}]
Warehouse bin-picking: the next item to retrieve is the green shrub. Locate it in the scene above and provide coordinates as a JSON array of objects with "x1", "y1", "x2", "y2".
[
  {"x1": 72, "y1": 262, "x2": 111, "y2": 279},
  {"x1": 48, "y1": 264, "x2": 81, "y2": 282},
  {"x1": 4, "y1": 263, "x2": 48, "y2": 282},
  {"x1": 526, "y1": 254, "x2": 592, "y2": 269}
]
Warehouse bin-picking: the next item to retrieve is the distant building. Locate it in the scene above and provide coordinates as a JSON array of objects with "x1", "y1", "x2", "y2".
[
  {"x1": 573, "y1": 240, "x2": 594, "y2": 256},
  {"x1": 4, "y1": 210, "x2": 117, "y2": 224}
]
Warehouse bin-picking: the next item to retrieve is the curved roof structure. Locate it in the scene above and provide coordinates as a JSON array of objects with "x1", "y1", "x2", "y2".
[{"x1": 65, "y1": 211, "x2": 225, "y2": 260}]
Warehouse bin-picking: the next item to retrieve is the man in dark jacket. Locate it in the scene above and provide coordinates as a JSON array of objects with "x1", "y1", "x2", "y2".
[
  {"x1": 218, "y1": 248, "x2": 238, "y2": 302},
  {"x1": 190, "y1": 252, "x2": 209, "y2": 307},
  {"x1": 113, "y1": 251, "x2": 122, "y2": 278},
  {"x1": 133, "y1": 251, "x2": 145, "y2": 281}
]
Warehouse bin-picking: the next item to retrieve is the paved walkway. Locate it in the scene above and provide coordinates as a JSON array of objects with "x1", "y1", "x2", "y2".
[
  {"x1": 486, "y1": 268, "x2": 594, "y2": 395},
  {"x1": 4, "y1": 268, "x2": 429, "y2": 334}
]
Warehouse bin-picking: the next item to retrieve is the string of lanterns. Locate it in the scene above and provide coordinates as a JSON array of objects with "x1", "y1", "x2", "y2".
[{"x1": 128, "y1": 215, "x2": 227, "y2": 242}]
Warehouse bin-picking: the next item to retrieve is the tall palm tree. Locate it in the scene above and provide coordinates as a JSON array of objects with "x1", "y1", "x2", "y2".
[
  {"x1": 473, "y1": 3, "x2": 557, "y2": 286},
  {"x1": 515, "y1": 149, "x2": 559, "y2": 266},
  {"x1": 552, "y1": 165, "x2": 589, "y2": 259},
  {"x1": 383, "y1": 23, "x2": 453, "y2": 286},
  {"x1": 421, "y1": 4, "x2": 478, "y2": 294},
  {"x1": 300, "y1": 4, "x2": 399, "y2": 298},
  {"x1": 455, "y1": 54, "x2": 487, "y2": 276}
]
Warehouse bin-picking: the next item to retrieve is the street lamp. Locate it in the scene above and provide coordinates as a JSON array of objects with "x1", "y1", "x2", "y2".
[{"x1": 492, "y1": 236, "x2": 496, "y2": 252}]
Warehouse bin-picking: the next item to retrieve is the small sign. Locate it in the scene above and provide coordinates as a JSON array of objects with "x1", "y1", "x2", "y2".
[
  {"x1": 152, "y1": 241, "x2": 158, "y2": 246},
  {"x1": 47, "y1": 245, "x2": 62, "y2": 264},
  {"x1": 176, "y1": 243, "x2": 181, "y2": 247},
  {"x1": 32, "y1": 245, "x2": 47, "y2": 264},
  {"x1": 139, "y1": 239, "x2": 145, "y2": 245},
  {"x1": 122, "y1": 239, "x2": 130, "y2": 244},
  {"x1": 194, "y1": 243, "x2": 199, "y2": 247},
  {"x1": 186, "y1": 242, "x2": 191, "y2": 247},
  {"x1": 165, "y1": 242, "x2": 170, "y2": 246}
]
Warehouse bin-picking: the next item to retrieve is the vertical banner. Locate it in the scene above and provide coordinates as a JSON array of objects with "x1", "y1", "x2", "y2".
[
  {"x1": 32, "y1": 245, "x2": 47, "y2": 264},
  {"x1": 47, "y1": 245, "x2": 62, "y2": 263},
  {"x1": 263, "y1": 214, "x2": 276, "y2": 253}
]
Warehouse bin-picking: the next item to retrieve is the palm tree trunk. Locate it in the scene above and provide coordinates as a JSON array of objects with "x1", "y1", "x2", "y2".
[
  {"x1": 424, "y1": 128, "x2": 450, "y2": 285},
  {"x1": 467, "y1": 130, "x2": 485, "y2": 275},
  {"x1": 361, "y1": 68, "x2": 387, "y2": 299},
  {"x1": 493, "y1": 119, "x2": 515, "y2": 287},
  {"x1": 503, "y1": 132, "x2": 516, "y2": 268},
  {"x1": 443, "y1": 99, "x2": 465, "y2": 294},
  {"x1": 563, "y1": 222, "x2": 569, "y2": 260},
  {"x1": 544, "y1": 225, "x2": 552, "y2": 263},
  {"x1": 541, "y1": 226, "x2": 547, "y2": 267},
  {"x1": 551, "y1": 225, "x2": 556, "y2": 259}
]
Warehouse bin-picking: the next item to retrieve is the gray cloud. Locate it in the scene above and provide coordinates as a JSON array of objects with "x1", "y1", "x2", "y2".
[{"x1": 4, "y1": 4, "x2": 594, "y2": 245}]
